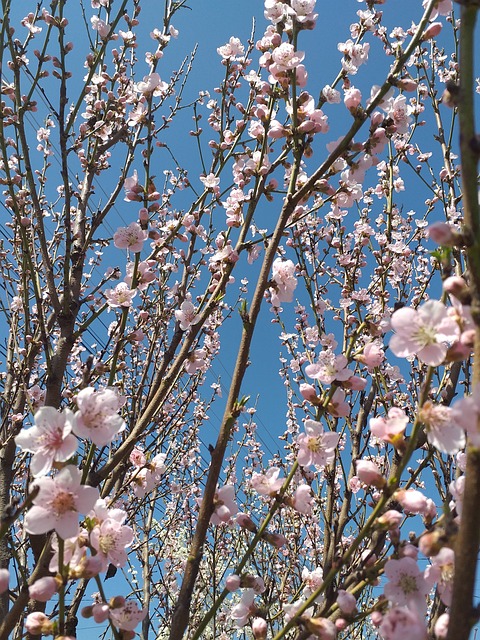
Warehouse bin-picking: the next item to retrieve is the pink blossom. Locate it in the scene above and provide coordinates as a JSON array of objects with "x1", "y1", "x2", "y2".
[
  {"x1": 73, "y1": 387, "x2": 126, "y2": 446},
  {"x1": 217, "y1": 37, "x2": 244, "y2": 60},
  {"x1": 427, "y1": 221, "x2": 459, "y2": 246},
  {"x1": 184, "y1": 348, "x2": 207, "y2": 374},
  {"x1": 423, "y1": 0, "x2": 452, "y2": 18},
  {"x1": 322, "y1": 84, "x2": 341, "y2": 103},
  {"x1": 109, "y1": 599, "x2": 147, "y2": 631},
  {"x1": 90, "y1": 517, "x2": 134, "y2": 571},
  {"x1": 200, "y1": 173, "x2": 220, "y2": 189},
  {"x1": 344, "y1": 87, "x2": 362, "y2": 111},
  {"x1": 25, "y1": 465, "x2": 99, "y2": 539},
  {"x1": 123, "y1": 170, "x2": 143, "y2": 201},
  {"x1": 230, "y1": 589, "x2": 257, "y2": 627},
  {"x1": 297, "y1": 420, "x2": 340, "y2": 469},
  {"x1": 377, "y1": 510, "x2": 403, "y2": 530},
  {"x1": 451, "y1": 386, "x2": 480, "y2": 446},
  {"x1": 226, "y1": 574, "x2": 241, "y2": 591},
  {"x1": 302, "y1": 566, "x2": 324, "y2": 600},
  {"x1": 384, "y1": 557, "x2": 428, "y2": 611},
  {"x1": 113, "y1": 222, "x2": 147, "y2": 253},
  {"x1": 135, "y1": 73, "x2": 168, "y2": 96},
  {"x1": 210, "y1": 484, "x2": 238, "y2": 525},
  {"x1": 338, "y1": 40, "x2": 370, "y2": 74},
  {"x1": 270, "y1": 258, "x2": 297, "y2": 307},
  {"x1": 250, "y1": 467, "x2": 284, "y2": 496},
  {"x1": 305, "y1": 351, "x2": 353, "y2": 384},
  {"x1": 300, "y1": 383, "x2": 318, "y2": 402},
  {"x1": 105, "y1": 282, "x2": 137, "y2": 308},
  {"x1": 175, "y1": 300, "x2": 201, "y2": 331},
  {"x1": 449, "y1": 475, "x2": 465, "y2": 519},
  {"x1": 124, "y1": 260, "x2": 156, "y2": 290},
  {"x1": 326, "y1": 387, "x2": 350, "y2": 418},
  {"x1": 15, "y1": 406, "x2": 77, "y2": 477},
  {"x1": 129, "y1": 448, "x2": 146, "y2": 467},
  {"x1": 419, "y1": 401, "x2": 465, "y2": 454},
  {"x1": 292, "y1": 484, "x2": 314, "y2": 514},
  {"x1": 378, "y1": 606, "x2": 427, "y2": 640},
  {"x1": 270, "y1": 43, "x2": 305, "y2": 72},
  {"x1": 370, "y1": 407, "x2": 408, "y2": 445},
  {"x1": 90, "y1": 15, "x2": 110, "y2": 38},
  {"x1": 132, "y1": 453, "x2": 166, "y2": 498},
  {"x1": 422, "y1": 22, "x2": 442, "y2": 40},
  {"x1": 383, "y1": 95, "x2": 412, "y2": 135},
  {"x1": 424, "y1": 547, "x2": 454, "y2": 606},
  {"x1": 389, "y1": 300, "x2": 460, "y2": 366},
  {"x1": 356, "y1": 341, "x2": 385, "y2": 371}
]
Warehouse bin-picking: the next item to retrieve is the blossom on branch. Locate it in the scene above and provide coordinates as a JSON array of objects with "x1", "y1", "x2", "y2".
[
  {"x1": 73, "y1": 387, "x2": 126, "y2": 446},
  {"x1": 24, "y1": 466, "x2": 99, "y2": 539},
  {"x1": 297, "y1": 420, "x2": 340, "y2": 469},
  {"x1": 389, "y1": 300, "x2": 460, "y2": 366},
  {"x1": 15, "y1": 406, "x2": 77, "y2": 477}
]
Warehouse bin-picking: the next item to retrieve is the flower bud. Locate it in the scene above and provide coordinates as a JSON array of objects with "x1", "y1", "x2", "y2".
[
  {"x1": 28, "y1": 576, "x2": 60, "y2": 602},
  {"x1": 302, "y1": 616, "x2": 337, "y2": 639},
  {"x1": 25, "y1": 612, "x2": 53, "y2": 635},
  {"x1": 225, "y1": 574, "x2": 241, "y2": 592},
  {"x1": 252, "y1": 617, "x2": 268, "y2": 640},
  {"x1": 236, "y1": 513, "x2": 257, "y2": 533}
]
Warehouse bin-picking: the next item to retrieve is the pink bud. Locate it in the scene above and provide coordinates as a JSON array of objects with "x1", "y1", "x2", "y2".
[
  {"x1": 434, "y1": 613, "x2": 449, "y2": 639},
  {"x1": 139, "y1": 208, "x2": 149, "y2": 223},
  {"x1": 303, "y1": 616, "x2": 337, "y2": 639},
  {"x1": 300, "y1": 383, "x2": 318, "y2": 402},
  {"x1": 370, "y1": 611, "x2": 383, "y2": 627},
  {"x1": 337, "y1": 589, "x2": 356, "y2": 615},
  {"x1": 396, "y1": 78, "x2": 418, "y2": 92},
  {"x1": 226, "y1": 575, "x2": 241, "y2": 592},
  {"x1": 25, "y1": 612, "x2": 53, "y2": 635},
  {"x1": 377, "y1": 509, "x2": 403, "y2": 530},
  {"x1": 356, "y1": 460, "x2": 386, "y2": 489},
  {"x1": 395, "y1": 488, "x2": 428, "y2": 514},
  {"x1": 92, "y1": 603, "x2": 110, "y2": 623},
  {"x1": 342, "y1": 376, "x2": 367, "y2": 391},
  {"x1": 399, "y1": 543, "x2": 418, "y2": 560},
  {"x1": 252, "y1": 617, "x2": 268, "y2": 639},
  {"x1": 443, "y1": 276, "x2": 470, "y2": 302},
  {"x1": 335, "y1": 618, "x2": 348, "y2": 631},
  {"x1": 344, "y1": 87, "x2": 362, "y2": 112},
  {"x1": 110, "y1": 595, "x2": 126, "y2": 609},
  {"x1": 28, "y1": 576, "x2": 59, "y2": 602},
  {"x1": 236, "y1": 513, "x2": 257, "y2": 532},
  {"x1": 445, "y1": 340, "x2": 473, "y2": 363}
]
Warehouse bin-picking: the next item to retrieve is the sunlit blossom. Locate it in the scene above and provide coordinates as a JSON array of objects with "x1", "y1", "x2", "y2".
[
  {"x1": 24, "y1": 466, "x2": 99, "y2": 539},
  {"x1": 15, "y1": 406, "x2": 77, "y2": 477},
  {"x1": 297, "y1": 420, "x2": 340, "y2": 469}
]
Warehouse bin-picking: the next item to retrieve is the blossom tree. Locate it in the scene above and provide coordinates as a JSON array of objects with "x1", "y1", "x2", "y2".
[{"x1": 0, "y1": 0, "x2": 479, "y2": 639}]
